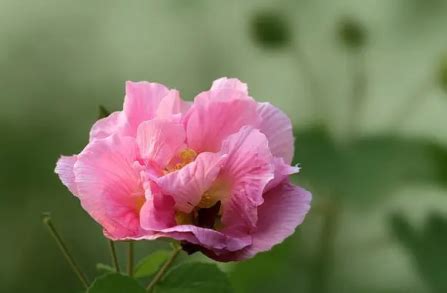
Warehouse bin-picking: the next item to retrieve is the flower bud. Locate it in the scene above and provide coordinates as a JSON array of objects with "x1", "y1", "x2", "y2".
[
  {"x1": 337, "y1": 17, "x2": 366, "y2": 50},
  {"x1": 251, "y1": 11, "x2": 291, "y2": 49},
  {"x1": 98, "y1": 105, "x2": 111, "y2": 119}
]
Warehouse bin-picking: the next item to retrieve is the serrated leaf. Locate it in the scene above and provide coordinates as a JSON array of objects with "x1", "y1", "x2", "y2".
[
  {"x1": 87, "y1": 273, "x2": 145, "y2": 293},
  {"x1": 134, "y1": 250, "x2": 170, "y2": 278},
  {"x1": 155, "y1": 262, "x2": 233, "y2": 293},
  {"x1": 96, "y1": 263, "x2": 115, "y2": 274}
]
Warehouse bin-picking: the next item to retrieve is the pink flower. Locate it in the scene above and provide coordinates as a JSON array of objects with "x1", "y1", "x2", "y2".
[{"x1": 55, "y1": 78, "x2": 311, "y2": 261}]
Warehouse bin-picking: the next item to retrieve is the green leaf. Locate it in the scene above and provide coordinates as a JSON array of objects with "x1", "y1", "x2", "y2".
[
  {"x1": 98, "y1": 105, "x2": 111, "y2": 119},
  {"x1": 87, "y1": 273, "x2": 145, "y2": 293},
  {"x1": 294, "y1": 126, "x2": 445, "y2": 204},
  {"x1": 134, "y1": 250, "x2": 170, "y2": 278},
  {"x1": 389, "y1": 213, "x2": 447, "y2": 293},
  {"x1": 96, "y1": 263, "x2": 115, "y2": 274},
  {"x1": 155, "y1": 262, "x2": 233, "y2": 293}
]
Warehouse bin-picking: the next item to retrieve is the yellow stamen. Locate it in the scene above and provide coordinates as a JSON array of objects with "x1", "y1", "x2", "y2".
[
  {"x1": 197, "y1": 191, "x2": 216, "y2": 209},
  {"x1": 197, "y1": 181, "x2": 230, "y2": 209},
  {"x1": 134, "y1": 196, "x2": 145, "y2": 212},
  {"x1": 165, "y1": 148, "x2": 198, "y2": 173},
  {"x1": 179, "y1": 148, "x2": 197, "y2": 164},
  {"x1": 175, "y1": 211, "x2": 194, "y2": 225}
]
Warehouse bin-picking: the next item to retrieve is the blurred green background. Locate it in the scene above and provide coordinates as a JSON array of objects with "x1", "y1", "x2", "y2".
[{"x1": 2, "y1": 0, "x2": 447, "y2": 292}]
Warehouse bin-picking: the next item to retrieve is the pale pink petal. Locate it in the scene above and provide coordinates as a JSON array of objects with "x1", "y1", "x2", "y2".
[
  {"x1": 184, "y1": 92, "x2": 259, "y2": 153},
  {"x1": 257, "y1": 102, "x2": 295, "y2": 164},
  {"x1": 74, "y1": 135, "x2": 145, "y2": 239},
  {"x1": 156, "y1": 90, "x2": 190, "y2": 119},
  {"x1": 219, "y1": 127, "x2": 274, "y2": 234},
  {"x1": 136, "y1": 119, "x2": 186, "y2": 168},
  {"x1": 211, "y1": 77, "x2": 248, "y2": 94},
  {"x1": 55, "y1": 155, "x2": 79, "y2": 196},
  {"x1": 123, "y1": 81, "x2": 172, "y2": 136},
  {"x1": 265, "y1": 157, "x2": 300, "y2": 192},
  {"x1": 89, "y1": 111, "x2": 127, "y2": 141},
  {"x1": 155, "y1": 152, "x2": 227, "y2": 213}
]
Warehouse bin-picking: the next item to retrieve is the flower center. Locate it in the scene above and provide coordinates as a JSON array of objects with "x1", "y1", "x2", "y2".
[
  {"x1": 166, "y1": 148, "x2": 197, "y2": 173},
  {"x1": 175, "y1": 181, "x2": 230, "y2": 229},
  {"x1": 134, "y1": 194, "x2": 145, "y2": 213},
  {"x1": 175, "y1": 201, "x2": 222, "y2": 229},
  {"x1": 197, "y1": 180, "x2": 230, "y2": 208}
]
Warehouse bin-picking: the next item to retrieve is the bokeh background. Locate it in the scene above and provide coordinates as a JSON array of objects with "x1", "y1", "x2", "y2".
[{"x1": 1, "y1": 0, "x2": 447, "y2": 292}]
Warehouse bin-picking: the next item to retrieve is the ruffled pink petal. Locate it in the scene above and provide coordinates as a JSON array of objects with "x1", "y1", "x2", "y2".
[
  {"x1": 123, "y1": 81, "x2": 172, "y2": 136},
  {"x1": 74, "y1": 135, "x2": 145, "y2": 239},
  {"x1": 257, "y1": 102, "x2": 295, "y2": 164},
  {"x1": 210, "y1": 181, "x2": 311, "y2": 261},
  {"x1": 184, "y1": 91, "x2": 259, "y2": 153},
  {"x1": 136, "y1": 119, "x2": 186, "y2": 168},
  {"x1": 156, "y1": 90, "x2": 190, "y2": 119},
  {"x1": 140, "y1": 183, "x2": 176, "y2": 230},
  {"x1": 210, "y1": 77, "x2": 248, "y2": 94},
  {"x1": 155, "y1": 152, "x2": 227, "y2": 213},
  {"x1": 152, "y1": 225, "x2": 252, "y2": 252},
  {"x1": 265, "y1": 157, "x2": 300, "y2": 192},
  {"x1": 89, "y1": 111, "x2": 127, "y2": 141},
  {"x1": 243, "y1": 181, "x2": 311, "y2": 258},
  {"x1": 219, "y1": 126, "x2": 274, "y2": 234},
  {"x1": 55, "y1": 155, "x2": 79, "y2": 196}
]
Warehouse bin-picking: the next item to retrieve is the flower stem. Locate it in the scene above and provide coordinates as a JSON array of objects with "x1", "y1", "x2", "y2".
[
  {"x1": 390, "y1": 79, "x2": 433, "y2": 129},
  {"x1": 127, "y1": 241, "x2": 134, "y2": 277},
  {"x1": 41, "y1": 213, "x2": 89, "y2": 289},
  {"x1": 347, "y1": 50, "x2": 368, "y2": 140},
  {"x1": 108, "y1": 240, "x2": 120, "y2": 273},
  {"x1": 146, "y1": 243, "x2": 182, "y2": 292},
  {"x1": 292, "y1": 41, "x2": 324, "y2": 124},
  {"x1": 310, "y1": 201, "x2": 339, "y2": 293}
]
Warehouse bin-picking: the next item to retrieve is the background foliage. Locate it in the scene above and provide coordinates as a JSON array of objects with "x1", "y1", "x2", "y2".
[{"x1": 1, "y1": 0, "x2": 447, "y2": 292}]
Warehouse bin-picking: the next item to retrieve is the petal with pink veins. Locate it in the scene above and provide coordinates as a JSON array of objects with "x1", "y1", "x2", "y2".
[
  {"x1": 74, "y1": 135, "x2": 145, "y2": 239},
  {"x1": 265, "y1": 157, "x2": 300, "y2": 192},
  {"x1": 210, "y1": 77, "x2": 248, "y2": 94},
  {"x1": 242, "y1": 181, "x2": 311, "y2": 258},
  {"x1": 153, "y1": 225, "x2": 252, "y2": 252},
  {"x1": 219, "y1": 126, "x2": 274, "y2": 234},
  {"x1": 140, "y1": 183, "x2": 176, "y2": 230},
  {"x1": 257, "y1": 102, "x2": 295, "y2": 164},
  {"x1": 210, "y1": 181, "x2": 311, "y2": 261},
  {"x1": 184, "y1": 92, "x2": 259, "y2": 153},
  {"x1": 55, "y1": 155, "x2": 79, "y2": 196},
  {"x1": 155, "y1": 152, "x2": 227, "y2": 213},
  {"x1": 136, "y1": 119, "x2": 186, "y2": 168},
  {"x1": 156, "y1": 90, "x2": 190, "y2": 119},
  {"x1": 123, "y1": 81, "x2": 172, "y2": 136},
  {"x1": 89, "y1": 111, "x2": 127, "y2": 141}
]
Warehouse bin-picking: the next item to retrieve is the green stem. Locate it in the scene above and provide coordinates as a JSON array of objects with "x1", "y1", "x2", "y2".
[
  {"x1": 146, "y1": 244, "x2": 182, "y2": 292},
  {"x1": 41, "y1": 213, "x2": 89, "y2": 289},
  {"x1": 127, "y1": 241, "x2": 134, "y2": 277},
  {"x1": 108, "y1": 240, "x2": 120, "y2": 273},
  {"x1": 390, "y1": 80, "x2": 433, "y2": 129},
  {"x1": 310, "y1": 201, "x2": 339, "y2": 293},
  {"x1": 293, "y1": 43, "x2": 324, "y2": 124},
  {"x1": 348, "y1": 50, "x2": 367, "y2": 140}
]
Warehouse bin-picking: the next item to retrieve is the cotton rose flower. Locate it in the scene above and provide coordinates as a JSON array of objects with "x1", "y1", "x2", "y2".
[{"x1": 55, "y1": 78, "x2": 311, "y2": 261}]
